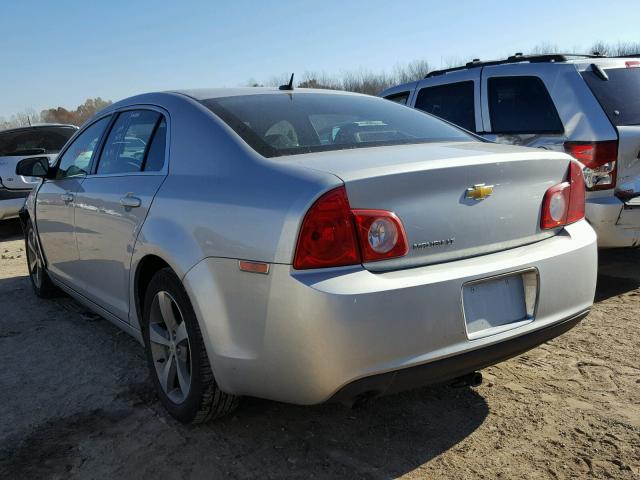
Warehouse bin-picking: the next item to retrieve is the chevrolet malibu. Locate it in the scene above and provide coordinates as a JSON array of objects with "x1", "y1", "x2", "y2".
[{"x1": 17, "y1": 88, "x2": 597, "y2": 423}]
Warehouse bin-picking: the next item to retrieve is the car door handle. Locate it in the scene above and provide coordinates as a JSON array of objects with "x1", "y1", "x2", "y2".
[
  {"x1": 120, "y1": 194, "x2": 142, "y2": 208},
  {"x1": 61, "y1": 192, "x2": 74, "y2": 203}
]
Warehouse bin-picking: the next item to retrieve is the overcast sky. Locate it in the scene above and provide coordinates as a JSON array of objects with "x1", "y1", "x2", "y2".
[{"x1": 1, "y1": 0, "x2": 639, "y2": 118}]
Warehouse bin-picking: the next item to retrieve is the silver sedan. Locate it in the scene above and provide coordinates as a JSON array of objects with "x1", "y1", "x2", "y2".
[{"x1": 17, "y1": 88, "x2": 597, "y2": 423}]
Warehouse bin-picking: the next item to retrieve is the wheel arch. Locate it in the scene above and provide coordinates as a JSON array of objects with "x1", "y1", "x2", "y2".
[{"x1": 133, "y1": 254, "x2": 173, "y2": 331}]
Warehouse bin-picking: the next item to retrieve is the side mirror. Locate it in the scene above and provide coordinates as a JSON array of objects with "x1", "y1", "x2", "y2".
[{"x1": 16, "y1": 156, "x2": 50, "y2": 178}]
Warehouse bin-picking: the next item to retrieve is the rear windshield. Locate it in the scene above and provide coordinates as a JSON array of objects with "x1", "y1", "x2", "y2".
[
  {"x1": 581, "y1": 67, "x2": 640, "y2": 126},
  {"x1": 0, "y1": 126, "x2": 76, "y2": 157},
  {"x1": 201, "y1": 93, "x2": 475, "y2": 158}
]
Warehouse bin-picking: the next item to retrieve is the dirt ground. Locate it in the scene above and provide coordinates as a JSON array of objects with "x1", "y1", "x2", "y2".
[{"x1": 0, "y1": 218, "x2": 638, "y2": 480}]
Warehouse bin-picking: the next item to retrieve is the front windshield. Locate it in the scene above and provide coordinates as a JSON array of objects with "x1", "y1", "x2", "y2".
[{"x1": 201, "y1": 92, "x2": 476, "y2": 158}]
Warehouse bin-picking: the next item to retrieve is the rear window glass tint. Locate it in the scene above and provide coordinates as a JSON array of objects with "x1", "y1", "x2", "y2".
[
  {"x1": 488, "y1": 76, "x2": 563, "y2": 134},
  {"x1": 201, "y1": 93, "x2": 474, "y2": 158},
  {"x1": 581, "y1": 67, "x2": 640, "y2": 126},
  {"x1": 415, "y1": 81, "x2": 476, "y2": 132},
  {"x1": 0, "y1": 126, "x2": 76, "y2": 156}
]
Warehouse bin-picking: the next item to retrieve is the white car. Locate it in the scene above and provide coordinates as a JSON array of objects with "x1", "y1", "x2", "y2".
[{"x1": 0, "y1": 124, "x2": 77, "y2": 220}]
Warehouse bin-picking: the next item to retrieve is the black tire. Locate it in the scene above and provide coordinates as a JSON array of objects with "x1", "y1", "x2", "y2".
[
  {"x1": 142, "y1": 267, "x2": 239, "y2": 423},
  {"x1": 24, "y1": 220, "x2": 59, "y2": 298}
]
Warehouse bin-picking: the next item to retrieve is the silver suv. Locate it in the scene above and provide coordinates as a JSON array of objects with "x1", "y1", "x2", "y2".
[
  {"x1": 0, "y1": 124, "x2": 77, "y2": 220},
  {"x1": 380, "y1": 53, "x2": 640, "y2": 247}
]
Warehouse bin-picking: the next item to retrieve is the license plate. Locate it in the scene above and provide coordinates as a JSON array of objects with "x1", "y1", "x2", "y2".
[{"x1": 463, "y1": 271, "x2": 536, "y2": 339}]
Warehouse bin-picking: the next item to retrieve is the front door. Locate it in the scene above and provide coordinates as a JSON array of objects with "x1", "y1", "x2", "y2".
[
  {"x1": 73, "y1": 110, "x2": 168, "y2": 321},
  {"x1": 36, "y1": 116, "x2": 111, "y2": 286}
]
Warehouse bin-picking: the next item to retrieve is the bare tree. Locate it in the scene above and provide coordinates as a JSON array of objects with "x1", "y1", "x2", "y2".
[
  {"x1": 589, "y1": 41, "x2": 640, "y2": 56},
  {"x1": 394, "y1": 59, "x2": 430, "y2": 83}
]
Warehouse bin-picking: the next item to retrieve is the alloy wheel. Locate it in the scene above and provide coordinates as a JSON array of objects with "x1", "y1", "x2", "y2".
[
  {"x1": 149, "y1": 291, "x2": 192, "y2": 404},
  {"x1": 26, "y1": 228, "x2": 42, "y2": 289}
]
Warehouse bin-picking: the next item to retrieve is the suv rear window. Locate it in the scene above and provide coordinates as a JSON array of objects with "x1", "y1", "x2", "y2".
[
  {"x1": 488, "y1": 76, "x2": 563, "y2": 134},
  {"x1": 414, "y1": 81, "x2": 476, "y2": 132},
  {"x1": 0, "y1": 126, "x2": 76, "y2": 157},
  {"x1": 201, "y1": 93, "x2": 474, "y2": 158},
  {"x1": 581, "y1": 67, "x2": 640, "y2": 126}
]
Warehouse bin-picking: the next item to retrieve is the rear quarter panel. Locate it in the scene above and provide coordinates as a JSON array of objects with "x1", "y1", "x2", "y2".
[{"x1": 127, "y1": 93, "x2": 340, "y2": 328}]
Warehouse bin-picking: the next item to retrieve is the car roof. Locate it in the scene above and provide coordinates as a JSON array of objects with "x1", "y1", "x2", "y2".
[
  {"x1": 423, "y1": 53, "x2": 640, "y2": 78},
  {"x1": 171, "y1": 87, "x2": 364, "y2": 101},
  {"x1": 0, "y1": 123, "x2": 78, "y2": 134}
]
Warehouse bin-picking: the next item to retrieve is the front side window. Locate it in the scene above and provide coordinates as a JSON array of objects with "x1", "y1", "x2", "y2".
[
  {"x1": 384, "y1": 91, "x2": 410, "y2": 105},
  {"x1": 0, "y1": 126, "x2": 76, "y2": 157},
  {"x1": 97, "y1": 110, "x2": 162, "y2": 174},
  {"x1": 488, "y1": 76, "x2": 563, "y2": 134},
  {"x1": 201, "y1": 93, "x2": 474, "y2": 158},
  {"x1": 56, "y1": 117, "x2": 110, "y2": 179},
  {"x1": 414, "y1": 81, "x2": 476, "y2": 132}
]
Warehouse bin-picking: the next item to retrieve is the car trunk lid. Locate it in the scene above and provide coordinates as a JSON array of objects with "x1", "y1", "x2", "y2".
[{"x1": 290, "y1": 142, "x2": 573, "y2": 271}]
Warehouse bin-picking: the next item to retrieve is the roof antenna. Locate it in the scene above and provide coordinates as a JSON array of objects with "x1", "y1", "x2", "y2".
[{"x1": 279, "y1": 73, "x2": 295, "y2": 91}]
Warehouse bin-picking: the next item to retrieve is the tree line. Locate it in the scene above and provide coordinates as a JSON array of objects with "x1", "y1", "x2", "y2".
[
  {"x1": 2, "y1": 40, "x2": 638, "y2": 130},
  {"x1": 1, "y1": 97, "x2": 112, "y2": 130},
  {"x1": 253, "y1": 40, "x2": 640, "y2": 95}
]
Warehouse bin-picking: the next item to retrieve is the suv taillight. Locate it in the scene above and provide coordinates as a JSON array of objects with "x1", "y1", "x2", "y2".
[
  {"x1": 293, "y1": 187, "x2": 408, "y2": 269},
  {"x1": 541, "y1": 161, "x2": 586, "y2": 230},
  {"x1": 564, "y1": 140, "x2": 618, "y2": 190}
]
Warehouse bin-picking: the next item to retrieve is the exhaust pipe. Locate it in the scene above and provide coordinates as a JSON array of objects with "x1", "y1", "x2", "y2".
[{"x1": 450, "y1": 371, "x2": 483, "y2": 389}]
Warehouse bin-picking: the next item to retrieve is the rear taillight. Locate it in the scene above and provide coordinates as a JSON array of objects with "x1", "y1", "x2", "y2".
[
  {"x1": 541, "y1": 161, "x2": 586, "y2": 230},
  {"x1": 352, "y1": 210, "x2": 408, "y2": 262},
  {"x1": 564, "y1": 140, "x2": 618, "y2": 190},
  {"x1": 293, "y1": 187, "x2": 360, "y2": 270},
  {"x1": 293, "y1": 187, "x2": 408, "y2": 269}
]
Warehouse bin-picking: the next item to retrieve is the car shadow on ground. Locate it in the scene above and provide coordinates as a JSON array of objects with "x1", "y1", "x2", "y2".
[
  {"x1": 596, "y1": 248, "x2": 640, "y2": 302},
  {"x1": 0, "y1": 218, "x2": 22, "y2": 241}
]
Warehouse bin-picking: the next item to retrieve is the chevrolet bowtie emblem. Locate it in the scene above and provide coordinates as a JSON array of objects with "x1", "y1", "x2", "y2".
[{"x1": 466, "y1": 183, "x2": 494, "y2": 201}]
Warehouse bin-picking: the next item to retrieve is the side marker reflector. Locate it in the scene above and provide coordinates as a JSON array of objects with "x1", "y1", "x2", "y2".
[{"x1": 239, "y1": 260, "x2": 270, "y2": 274}]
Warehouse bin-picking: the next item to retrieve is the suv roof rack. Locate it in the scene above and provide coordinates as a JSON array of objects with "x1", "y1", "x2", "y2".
[{"x1": 425, "y1": 52, "x2": 606, "y2": 78}]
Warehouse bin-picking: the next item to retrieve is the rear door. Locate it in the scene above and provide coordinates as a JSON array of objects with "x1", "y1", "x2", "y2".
[
  {"x1": 411, "y1": 69, "x2": 482, "y2": 133},
  {"x1": 73, "y1": 108, "x2": 168, "y2": 321},
  {"x1": 480, "y1": 65, "x2": 566, "y2": 149},
  {"x1": 581, "y1": 63, "x2": 640, "y2": 198}
]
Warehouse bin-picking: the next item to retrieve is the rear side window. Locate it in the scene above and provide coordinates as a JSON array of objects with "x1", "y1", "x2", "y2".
[
  {"x1": 414, "y1": 81, "x2": 476, "y2": 132},
  {"x1": 97, "y1": 110, "x2": 162, "y2": 174},
  {"x1": 0, "y1": 126, "x2": 76, "y2": 157},
  {"x1": 581, "y1": 67, "x2": 640, "y2": 126},
  {"x1": 143, "y1": 119, "x2": 167, "y2": 171},
  {"x1": 488, "y1": 76, "x2": 563, "y2": 134},
  {"x1": 384, "y1": 91, "x2": 410, "y2": 105}
]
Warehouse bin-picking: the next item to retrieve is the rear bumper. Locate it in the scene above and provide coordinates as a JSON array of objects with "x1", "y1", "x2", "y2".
[
  {"x1": 587, "y1": 195, "x2": 640, "y2": 247},
  {"x1": 183, "y1": 220, "x2": 597, "y2": 405},
  {"x1": 0, "y1": 189, "x2": 29, "y2": 220},
  {"x1": 330, "y1": 309, "x2": 588, "y2": 405}
]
